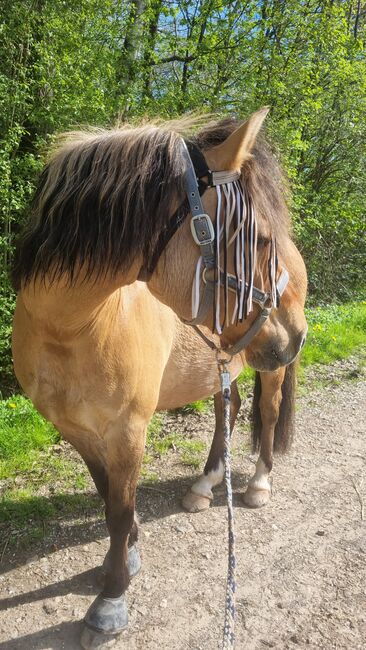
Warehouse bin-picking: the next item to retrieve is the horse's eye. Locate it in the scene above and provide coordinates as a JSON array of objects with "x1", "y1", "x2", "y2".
[{"x1": 257, "y1": 236, "x2": 270, "y2": 247}]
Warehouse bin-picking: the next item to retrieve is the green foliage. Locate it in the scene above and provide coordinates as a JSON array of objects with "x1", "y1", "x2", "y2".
[
  {"x1": 0, "y1": 274, "x2": 16, "y2": 396},
  {"x1": 0, "y1": 489, "x2": 101, "y2": 529},
  {"x1": 0, "y1": 488, "x2": 55, "y2": 525},
  {"x1": 0, "y1": 394, "x2": 59, "y2": 478},
  {"x1": 180, "y1": 441, "x2": 206, "y2": 469},
  {"x1": 0, "y1": 392, "x2": 97, "y2": 536},
  {"x1": 179, "y1": 399, "x2": 210, "y2": 414},
  {"x1": 0, "y1": 1, "x2": 365, "y2": 393},
  {"x1": 301, "y1": 302, "x2": 366, "y2": 366},
  {"x1": 146, "y1": 412, "x2": 163, "y2": 444}
]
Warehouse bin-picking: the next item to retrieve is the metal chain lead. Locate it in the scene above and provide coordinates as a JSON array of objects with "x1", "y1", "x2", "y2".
[{"x1": 219, "y1": 360, "x2": 236, "y2": 649}]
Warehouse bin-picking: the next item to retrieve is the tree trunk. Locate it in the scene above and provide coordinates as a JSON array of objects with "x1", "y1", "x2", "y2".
[
  {"x1": 142, "y1": 0, "x2": 163, "y2": 99},
  {"x1": 116, "y1": 0, "x2": 147, "y2": 111}
]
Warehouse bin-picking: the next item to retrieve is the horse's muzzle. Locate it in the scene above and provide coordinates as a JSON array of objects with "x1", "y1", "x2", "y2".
[{"x1": 247, "y1": 329, "x2": 307, "y2": 371}]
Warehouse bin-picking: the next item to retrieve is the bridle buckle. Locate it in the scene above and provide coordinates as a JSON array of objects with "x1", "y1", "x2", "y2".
[{"x1": 190, "y1": 214, "x2": 215, "y2": 246}]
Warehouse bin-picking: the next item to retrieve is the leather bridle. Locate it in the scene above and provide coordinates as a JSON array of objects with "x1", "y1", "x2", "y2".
[{"x1": 139, "y1": 139, "x2": 289, "y2": 357}]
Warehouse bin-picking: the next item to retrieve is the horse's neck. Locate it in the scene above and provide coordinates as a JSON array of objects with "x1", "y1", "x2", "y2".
[
  {"x1": 20, "y1": 269, "x2": 137, "y2": 335},
  {"x1": 147, "y1": 228, "x2": 196, "y2": 322}
]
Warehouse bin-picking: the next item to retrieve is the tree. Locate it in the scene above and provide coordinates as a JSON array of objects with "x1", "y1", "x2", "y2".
[{"x1": 0, "y1": 0, "x2": 365, "y2": 393}]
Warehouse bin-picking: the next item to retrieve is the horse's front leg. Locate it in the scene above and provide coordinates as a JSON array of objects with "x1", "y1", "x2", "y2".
[
  {"x1": 182, "y1": 380, "x2": 241, "y2": 512},
  {"x1": 66, "y1": 432, "x2": 141, "y2": 583},
  {"x1": 81, "y1": 418, "x2": 146, "y2": 649},
  {"x1": 243, "y1": 363, "x2": 295, "y2": 508}
]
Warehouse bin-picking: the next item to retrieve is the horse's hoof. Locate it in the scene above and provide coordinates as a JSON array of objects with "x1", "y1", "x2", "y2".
[
  {"x1": 127, "y1": 544, "x2": 141, "y2": 577},
  {"x1": 80, "y1": 625, "x2": 120, "y2": 649},
  {"x1": 102, "y1": 545, "x2": 141, "y2": 578},
  {"x1": 242, "y1": 486, "x2": 271, "y2": 508},
  {"x1": 182, "y1": 490, "x2": 211, "y2": 512},
  {"x1": 84, "y1": 594, "x2": 128, "y2": 635}
]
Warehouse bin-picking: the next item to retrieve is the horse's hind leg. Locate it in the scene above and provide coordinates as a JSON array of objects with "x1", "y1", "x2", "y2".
[
  {"x1": 80, "y1": 420, "x2": 146, "y2": 648},
  {"x1": 243, "y1": 363, "x2": 295, "y2": 508},
  {"x1": 182, "y1": 380, "x2": 241, "y2": 512}
]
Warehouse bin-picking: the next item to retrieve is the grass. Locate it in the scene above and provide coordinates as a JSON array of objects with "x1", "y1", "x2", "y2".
[
  {"x1": 0, "y1": 489, "x2": 100, "y2": 526},
  {"x1": 146, "y1": 414, "x2": 205, "y2": 469},
  {"x1": 179, "y1": 399, "x2": 210, "y2": 414},
  {"x1": 0, "y1": 394, "x2": 59, "y2": 479},
  {"x1": 0, "y1": 302, "x2": 365, "y2": 547},
  {"x1": 0, "y1": 394, "x2": 97, "y2": 542},
  {"x1": 301, "y1": 302, "x2": 366, "y2": 366},
  {"x1": 0, "y1": 393, "x2": 91, "y2": 491},
  {"x1": 237, "y1": 365, "x2": 255, "y2": 394}
]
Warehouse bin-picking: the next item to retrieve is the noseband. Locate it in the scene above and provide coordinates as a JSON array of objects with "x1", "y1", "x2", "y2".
[{"x1": 140, "y1": 139, "x2": 289, "y2": 357}]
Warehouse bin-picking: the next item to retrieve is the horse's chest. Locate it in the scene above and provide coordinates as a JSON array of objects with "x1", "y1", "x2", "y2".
[{"x1": 157, "y1": 336, "x2": 243, "y2": 410}]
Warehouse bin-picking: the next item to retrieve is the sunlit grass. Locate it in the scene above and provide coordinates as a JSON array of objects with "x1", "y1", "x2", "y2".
[
  {"x1": 0, "y1": 395, "x2": 97, "y2": 538},
  {"x1": 0, "y1": 394, "x2": 59, "y2": 479},
  {"x1": 237, "y1": 365, "x2": 255, "y2": 394},
  {"x1": 301, "y1": 301, "x2": 366, "y2": 366},
  {"x1": 179, "y1": 399, "x2": 210, "y2": 414}
]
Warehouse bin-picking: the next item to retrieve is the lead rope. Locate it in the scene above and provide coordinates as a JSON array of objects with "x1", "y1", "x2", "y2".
[{"x1": 219, "y1": 358, "x2": 236, "y2": 649}]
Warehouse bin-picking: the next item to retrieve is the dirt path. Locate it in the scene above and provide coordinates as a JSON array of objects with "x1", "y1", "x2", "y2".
[{"x1": 0, "y1": 369, "x2": 365, "y2": 650}]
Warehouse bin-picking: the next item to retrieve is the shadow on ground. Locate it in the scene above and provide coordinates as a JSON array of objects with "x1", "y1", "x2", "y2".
[
  {"x1": 0, "y1": 620, "x2": 82, "y2": 650},
  {"x1": 0, "y1": 470, "x2": 250, "y2": 575}
]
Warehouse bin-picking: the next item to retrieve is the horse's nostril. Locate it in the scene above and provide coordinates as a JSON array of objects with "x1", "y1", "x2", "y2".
[{"x1": 300, "y1": 335, "x2": 306, "y2": 350}]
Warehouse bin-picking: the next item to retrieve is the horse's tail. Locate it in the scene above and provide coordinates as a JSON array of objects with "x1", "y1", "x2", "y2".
[{"x1": 251, "y1": 361, "x2": 297, "y2": 454}]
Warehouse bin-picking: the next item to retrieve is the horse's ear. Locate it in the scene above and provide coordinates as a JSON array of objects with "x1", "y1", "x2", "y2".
[{"x1": 210, "y1": 107, "x2": 270, "y2": 171}]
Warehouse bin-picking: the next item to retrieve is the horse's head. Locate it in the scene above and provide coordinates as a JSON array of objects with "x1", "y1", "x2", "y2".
[
  {"x1": 12, "y1": 112, "x2": 307, "y2": 370},
  {"x1": 147, "y1": 109, "x2": 307, "y2": 370}
]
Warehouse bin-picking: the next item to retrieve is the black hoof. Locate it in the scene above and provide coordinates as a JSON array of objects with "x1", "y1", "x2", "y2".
[
  {"x1": 127, "y1": 544, "x2": 141, "y2": 577},
  {"x1": 84, "y1": 594, "x2": 128, "y2": 634},
  {"x1": 102, "y1": 544, "x2": 141, "y2": 578}
]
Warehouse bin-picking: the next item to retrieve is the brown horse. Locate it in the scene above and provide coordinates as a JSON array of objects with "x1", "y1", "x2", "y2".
[{"x1": 11, "y1": 109, "x2": 307, "y2": 648}]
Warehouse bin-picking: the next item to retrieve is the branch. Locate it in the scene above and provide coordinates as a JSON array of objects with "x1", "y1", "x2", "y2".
[{"x1": 158, "y1": 53, "x2": 197, "y2": 64}]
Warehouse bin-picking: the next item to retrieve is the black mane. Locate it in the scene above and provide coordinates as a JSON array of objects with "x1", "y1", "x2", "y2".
[
  {"x1": 12, "y1": 127, "x2": 187, "y2": 288},
  {"x1": 12, "y1": 118, "x2": 290, "y2": 289}
]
